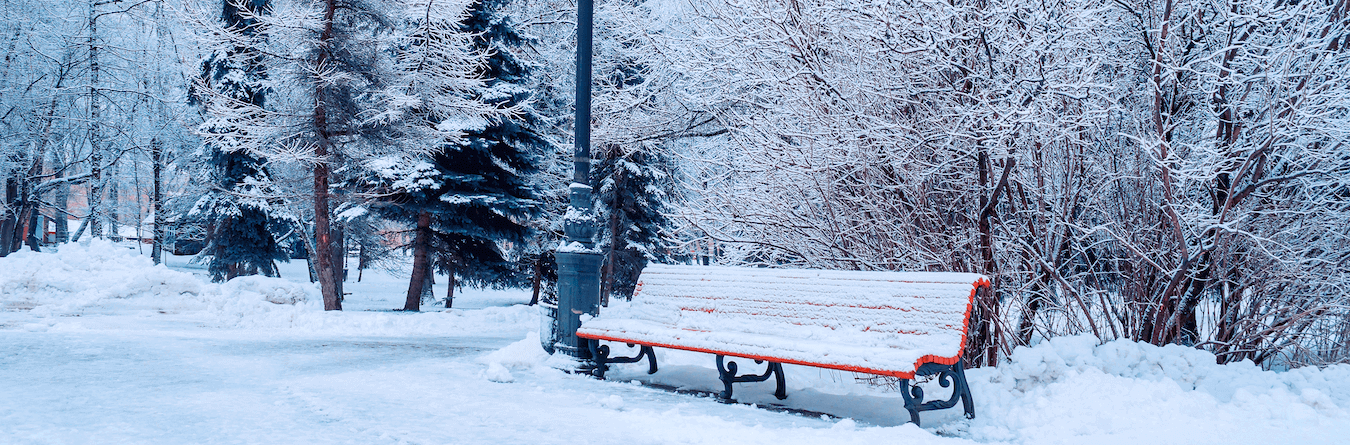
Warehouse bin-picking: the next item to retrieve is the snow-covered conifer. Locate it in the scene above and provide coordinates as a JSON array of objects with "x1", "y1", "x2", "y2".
[
  {"x1": 190, "y1": 0, "x2": 294, "y2": 281},
  {"x1": 593, "y1": 143, "x2": 673, "y2": 302},
  {"x1": 366, "y1": 0, "x2": 546, "y2": 311},
  {"x1": 184, "y1": 0, "x2": 501, "y2": 309}
]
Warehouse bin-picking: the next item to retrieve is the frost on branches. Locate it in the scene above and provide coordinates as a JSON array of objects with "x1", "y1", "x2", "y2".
[{"x1": 659, "y1": 0, "x2": 1350, "y2": 366}]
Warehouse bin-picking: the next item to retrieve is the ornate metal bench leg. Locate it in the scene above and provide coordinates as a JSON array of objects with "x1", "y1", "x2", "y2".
[
  {"x1": 640, "y1": 345, "x2": 658, "y2": 374},
  {"x1": 771, "y1": 362, "x2": 787, "y2": 400},
  {"x1": 716, "y1": 355, "x2": 737, "y2": 401},
  {"x1": 898, "y1": 360, "x2": 977, "y2": 425},
  {"x1": 954, "y1": 360, "x2": 975, "y2": 419},
  {"x1": 588, "y1": 339, "x2": 610, "y2": 379},
  {"x1": 587, "y1": 341, "x2": 657, "y2": 380},
  {"x1": 716, "y1": 356, "x2": 788, "y2": 401},
  {"x1": 898, "y1": 378, "x2": 923, "y2": 426}
]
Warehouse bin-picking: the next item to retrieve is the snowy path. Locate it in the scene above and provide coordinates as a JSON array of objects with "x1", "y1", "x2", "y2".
[
  {"x1": 1, "y1": 328, "x2": 502, "y2": 444},
  {"x1": 3, "y1": 242, "x2": 1348, "y2": 444},
  {"x1": 0, "y1": 318, "x2": 949, "y2": 445}
]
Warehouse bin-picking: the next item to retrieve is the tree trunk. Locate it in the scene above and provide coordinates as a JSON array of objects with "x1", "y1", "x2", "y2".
[
  {"x1": 332, "y1": 222, "x2": 345, "y2": 299},
  {"x1": 356, "y1": 242, "x2": 367, "y2": 282},
  {"x1": 54, "y1": 182, "x2": 68, "y2": 243},
  {"x1": 312, "y1": 0, "x2": 341, "y2": 310},
  {"x1": 970, "y1": 149, "x2": 1014, "y2": 367},
  {"x1": 87, "y1": 0, "x2": 104, "y2": 240},
  {"x1": 150, "y1": 139, "x2": 163, "y2": 264},
  {"x1": 446, "y1": 271, "x2": 456, "y2": 309},
  {"x1": 404, "y1": 211, "x2": 431, "y2": 311},
  {"x1": 108, "y1": 175, "x2": 120, "y2": 240},
  {"x1": 24, "y1": 210, "x2": 39, "y2": 252},
  {"x1": 601, "y1": 182, "x2": 622, "y2": 306},
  {"x1": 302, "y1": 222, "x2": 318, "y2": 283},
  {"x1": 0, "y1": 177, "x2": 16, "y2": 256},
  {"x1": 314, "y1": 165, "x2": 338, "y2": 309},
  {"x1": 13, "y1": 79, "x2": 60, "y2": 254},
  {"x1": 421, "y1": 272, "x2": 434, "y2": 305},
  {"x1": 529, "y1": 255, "x2": 542, "y2": 306},
  {"x1": 70, "y1": 216, "x2": 89, "y2": 242}
]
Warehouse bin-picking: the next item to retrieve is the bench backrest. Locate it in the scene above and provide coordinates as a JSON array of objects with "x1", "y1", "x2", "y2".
[{"x1": 623, "y1": 264, "x2": 988, "y2": 356}]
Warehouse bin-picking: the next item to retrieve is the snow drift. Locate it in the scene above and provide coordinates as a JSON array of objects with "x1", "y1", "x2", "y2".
[
  {"x1": 0, "y1": 240, "x2": 536, "y2": 337},
  {"x1": 481, "y1": 331, "x2": 1350, "y2": 444},
  {"x1": 0, "y1": 240, "x2": 205, "y2": 317},
  {"x1": 965, "y1": 335, "x2": 1350, "y2": 443}
]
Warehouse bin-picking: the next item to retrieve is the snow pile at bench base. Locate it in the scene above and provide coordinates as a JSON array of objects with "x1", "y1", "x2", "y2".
[
  {"x1": 579, "y1": 264, "x2": 987, "y2": 378},
  {"x1": 482, "y1": 331, "x2": 1349, "y2": 441}
]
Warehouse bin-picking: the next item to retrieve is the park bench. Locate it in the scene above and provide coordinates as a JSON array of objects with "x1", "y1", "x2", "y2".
[{"x1": 576, "y1": 264, "x2": 990, "y2": 425}]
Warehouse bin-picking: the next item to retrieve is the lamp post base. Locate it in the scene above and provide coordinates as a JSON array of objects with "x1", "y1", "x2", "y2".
[{"x1": 553, "y1": 250, "x2": 602, "y2": 360}]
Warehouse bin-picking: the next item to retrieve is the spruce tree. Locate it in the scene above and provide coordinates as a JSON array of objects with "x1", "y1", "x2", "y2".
[
  {"x1": 371, "y1": 0, "x2": 547, "y2": 311},
  {"x1": 190, "y1": 0, "x2": 291, "y2": 281},
  {"x1": 593, "y1": 143, "x2": 673, "y2": 302},
  {"x1": 588, "y1": 19, "x2": 675, "y2": 303}
]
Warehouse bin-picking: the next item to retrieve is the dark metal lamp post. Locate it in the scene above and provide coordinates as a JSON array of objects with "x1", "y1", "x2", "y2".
[{"x1": 552, "y1": 0, "x2": 601, "y2": 362}]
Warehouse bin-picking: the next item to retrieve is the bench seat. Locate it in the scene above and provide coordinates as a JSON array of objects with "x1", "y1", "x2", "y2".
[
  {"x1": 577, "y1": 264, "x2": 987, "y2": 380},
  {"x1": 581, "y1": 318, "x2": 959, "y2": 379}
]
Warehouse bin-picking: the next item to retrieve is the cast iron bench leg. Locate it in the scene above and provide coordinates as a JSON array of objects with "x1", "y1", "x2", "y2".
[
  {"x1": 899, "y1": 378, "x2": 922, "y2": 426},
  {"x1": 899, "y1": 359, "x2": 976, "y2": 426},
  {"x1": 772, "y1": 362, "x2": 787, "y2": 400},
  {"x1": 715, "y1": 355, "x2": 787, "y2": 402},
  {"x1": 955, "y1": 361, "x2": 975, "y2": 419},
  {"x1": 588, "y1": 340, "x2": 658, "y2": 380}
]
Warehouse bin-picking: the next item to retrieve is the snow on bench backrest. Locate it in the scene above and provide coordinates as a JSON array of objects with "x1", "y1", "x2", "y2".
[{"x1": 597, "y1": 264, "x2": 989, "y2": 371}]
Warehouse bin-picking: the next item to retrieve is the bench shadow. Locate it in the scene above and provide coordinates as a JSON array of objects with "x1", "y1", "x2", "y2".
[{"x1": 605, "y1": 363, "x2": 969, "y2": 429}]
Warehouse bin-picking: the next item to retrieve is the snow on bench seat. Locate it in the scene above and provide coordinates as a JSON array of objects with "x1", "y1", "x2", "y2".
[{"x1": 576, "y1": 264, "x2": 989, "y2": 379}]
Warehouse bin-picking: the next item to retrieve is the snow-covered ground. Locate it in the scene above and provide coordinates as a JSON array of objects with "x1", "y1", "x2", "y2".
[{"x1": 2, "y1": 241, "x2": 1348, "y2": 444}]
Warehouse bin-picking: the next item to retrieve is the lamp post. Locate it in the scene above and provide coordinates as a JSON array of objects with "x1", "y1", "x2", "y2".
[{"x1": 553, "y1": 0, "x2": 601, "y2": 362}]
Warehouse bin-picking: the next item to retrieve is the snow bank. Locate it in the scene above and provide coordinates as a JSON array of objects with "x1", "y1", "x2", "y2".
[
  {"x1": 0, "y1": 240, "x2": 536, "y2": 337},
  {"x1": 479, "y1": 331, "x2": 551, "y2": 370},
  {"x1": 477, "y1": 331, "x2": 555, "y2": 383},
  {"x1": 992, "y1": 335, "x2": 1350, "y2": 405},
  {"x1": 964, "y1": 335, "x2": 1350, "y2": 443},
  {"x1": 0, "y1": 240, "x2": 204, "y2": 317},
  {"x1": 520, "y1": 331, "x2": 1348, "y2": 443}
]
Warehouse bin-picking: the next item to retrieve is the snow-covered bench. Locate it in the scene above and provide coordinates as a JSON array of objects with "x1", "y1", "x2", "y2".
[{"x1": 576, "y1": 264, "x2": 989, "y2": 425}]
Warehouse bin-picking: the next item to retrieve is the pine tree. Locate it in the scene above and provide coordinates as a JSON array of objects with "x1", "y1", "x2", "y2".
[
  {"x1": 370, "y1": 0, "x2": 548, "y2": 311},
  {"x1": 190, "y1": 0, "x2": 291, "y2": 281},
  {"x1": 587, "y1": 14, "x2": 675, "y2": 303},
  {"x1": 593, "y1": 143, "x2": 673, "y2": 302}
]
